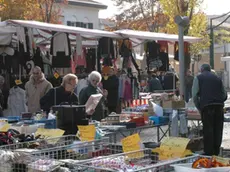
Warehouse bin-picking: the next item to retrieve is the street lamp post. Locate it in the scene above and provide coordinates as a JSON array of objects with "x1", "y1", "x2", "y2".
[
  {"x1": 174, "y1": 16, "x2": 190, "y2": 99},
  {"x1": 210, "y1": 19, "x2": 214, "y2": 68},
  {"x1": 209, "y1": 12, "x2": 230, "y2": 69}
]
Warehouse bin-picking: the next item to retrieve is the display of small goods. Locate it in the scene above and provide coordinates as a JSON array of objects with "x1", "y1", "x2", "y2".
[
  {"x1": 187, "y1": 107, "x2": 199, "y2": 113},
  {"x1": 28, "y1": 159, "x2": 61, "y2": 172},
  {"x1": 123, "y1": 105, "x2": 149, "y2": 112},
  {"x1": 88, "y1": 156, "x2": 152, "y2": 171},
  {"x1": 192, "y1": 156, "x2": 230, "y2": 169},
  {"x1": 120, "y1": 113, "x2": 144, "y2": 123},
  {"x1": 105, "y1": 113, "x2": 120, "y2": 125}
]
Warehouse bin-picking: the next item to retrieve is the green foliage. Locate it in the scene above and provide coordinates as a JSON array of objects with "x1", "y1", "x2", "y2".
[
  {"x1": 159, "y1": 0, "x2": 210, "y2": 56},
  {"x1": 214, "y1": 29, "x2": 230, "y2": 45}
]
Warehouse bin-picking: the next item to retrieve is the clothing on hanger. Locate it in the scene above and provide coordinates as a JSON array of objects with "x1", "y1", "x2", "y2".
[
  {"x1": 158, "y1": 41, "x2": 169, "y2": 53},
  {"x1": 7, "y1": 86, "x2": 27, "y2": 116},
  {"x1": 159, "y1": 52, "x2": 169, "y2": 71},
  {"x1": 76, "y1": 34, "x2": 82, "y2": 58},
  {"x1": 119, "y1": 39, "x2": 132, "y2": 58},
  {"x1": 98, "y1": 37, "x2": 115, "y2": 58},
  {"x1": 16, "y1": 27, "x2": 27, "y2": 52},
  {"x1": 27, "y1": 28, "x2": 35, "y2": 56},
  {"x1": 145, "y1": 41, "x2": 160, "y2": 59},
  {"x1": 52, "y1": 52, "x2": 71, "y2": 68},
  {"x1": 76, "y1": 48, "x2": 86, "y2": 67},
  {"x1": 33, "y1": 48, "x2": 44, "y2": 71},
  {"x1": 50, "y1": 32, "x2": 71, "y2": 56},
  {"x1": 86, "y1": 48, "x2": 96, "y2": 73}
]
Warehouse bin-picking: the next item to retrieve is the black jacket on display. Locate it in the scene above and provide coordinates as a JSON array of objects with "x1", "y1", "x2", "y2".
[
  {"x1": 159, "y1": 52, "x2": 169, "y2": 71},
  {"x1": 146, "y1": 41, "x2": 160, "y2": 59},
  {"x1": 102, "y1": 75, "x2": 119, "y2": 107},
  {"x1": 33, "y1": 48, "x2": 44, "y2": 71},
  {"x1": 98, "y1": 37, "x2": 115, "y2": 58}
]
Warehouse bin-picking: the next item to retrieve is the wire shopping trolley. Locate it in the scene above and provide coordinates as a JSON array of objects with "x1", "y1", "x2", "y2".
[
  {"x1": 71, "y1": 149, "x2": 200, "y2": 172},
  {"x1": 0, "y1": 135, "x2": 123, "y2": 172}
]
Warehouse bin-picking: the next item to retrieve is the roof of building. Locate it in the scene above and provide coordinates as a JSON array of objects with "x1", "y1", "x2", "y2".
[{"x1": 67, "y1": 0, "x2": 107, "y2": 9}]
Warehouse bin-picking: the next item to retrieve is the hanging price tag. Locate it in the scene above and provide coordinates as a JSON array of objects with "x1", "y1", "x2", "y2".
[
  {"x1": 121, "y1": 134, "x2": 144, "y2": 159},
  {"x1": 35, "y1": 128, "x2": 65, "y2": 144},
  {"x1": 15, "y1": 79, "x2": 22, "y2": 85},
  {"x1": 77, "y1": 125, "x2": 96, "y2": 141},
  {"x1": 54, "y1": 72, "x2": 60, "y2": 79},
  {"x1": 0, "y1": 121, "x2": 10, "y2": 132},
  {"x1": 152, "y1": 137, "x2": 190, "y2": 160}
]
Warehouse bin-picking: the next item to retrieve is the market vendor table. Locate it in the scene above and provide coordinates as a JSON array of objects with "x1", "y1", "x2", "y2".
[
  {"x1": 187, "y1": 113, "x2": 203, "y2": 137},
  {"x1": 104, "y1": 123, "x2": 170, "y2": 143},
  {"x1": 187, "y1": 114, "x2": 202, "y2": 128}
]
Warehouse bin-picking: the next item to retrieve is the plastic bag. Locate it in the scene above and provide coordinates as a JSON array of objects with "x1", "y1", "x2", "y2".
[
  {"x1": 171, "y1": 110, "x2": 179, "y2": 137},
  {"x1": 149, "y1": 100, "x2": 163, "y2": 116},
  {"x1": 85, "y1": 94, "x2": 103, "y2": 115}
]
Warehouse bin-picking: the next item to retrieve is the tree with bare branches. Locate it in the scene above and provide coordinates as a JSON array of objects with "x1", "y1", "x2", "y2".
[{"x1": 111, "y1": 0, "x2": 166, "y2": 31}]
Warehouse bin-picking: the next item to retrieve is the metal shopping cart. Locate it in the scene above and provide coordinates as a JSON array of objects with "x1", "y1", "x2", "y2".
[
  {"x1": 72, "y1": 149, "x2": 201, "y2": 172},
  {"x1": 0, "y1": 135, "x2": 122, "y2": 159},
  {"x1": 0, "y1": 135, "x2": 122, "y2": 172}
]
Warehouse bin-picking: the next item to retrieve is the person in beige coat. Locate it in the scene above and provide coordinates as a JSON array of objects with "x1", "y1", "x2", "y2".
[{"x1": 25, "y1": 66, "x2": 53, "y2": 113}]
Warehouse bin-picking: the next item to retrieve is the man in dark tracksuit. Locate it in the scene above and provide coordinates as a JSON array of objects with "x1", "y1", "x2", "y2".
[{"x1": 192, "y1": 64, "x2": 227, "y2": 156}]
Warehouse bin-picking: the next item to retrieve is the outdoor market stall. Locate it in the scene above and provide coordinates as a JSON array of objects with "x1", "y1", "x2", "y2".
[{"x1": 0, "y1": 20, "x2": 219, "y2": 172}]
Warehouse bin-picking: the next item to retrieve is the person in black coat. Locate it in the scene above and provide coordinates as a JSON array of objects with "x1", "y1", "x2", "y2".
[
  {"x1": 102, "y1": 68, "x2": 119, "y2": 113},
  {"x1": 148, "y1": 73, "x2": 163, "y2": 93},
  {"x1": 40, "y1": 74, "x2": 78, "y2": 113}
]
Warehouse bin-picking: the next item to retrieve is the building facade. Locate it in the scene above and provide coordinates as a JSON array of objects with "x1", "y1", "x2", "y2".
[{"x1": 58, "y1": 0, "x2": 107, "y2": 29}]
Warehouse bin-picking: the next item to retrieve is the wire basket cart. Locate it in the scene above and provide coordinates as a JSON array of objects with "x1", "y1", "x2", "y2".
[
  {"x1": 219, "y1": 147, "x2": 230, "y2": 158},
  {"x1": 72, "y1": 150, "x2": 203, "y2": 172},
  {"x1": 0, "y1": 149, "x2": 63, "y2": 172},
  {"x1": 0, "y1": 135, "x2": 122, "y2": 160}
]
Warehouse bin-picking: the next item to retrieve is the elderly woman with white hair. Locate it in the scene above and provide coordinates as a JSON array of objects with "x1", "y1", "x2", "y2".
[
  {"x1": 79, "y1": 71, "x2": 108, "y2": 121},
  {"x1": 40, "y1": 73, "x2": 78, "y2": 113}
]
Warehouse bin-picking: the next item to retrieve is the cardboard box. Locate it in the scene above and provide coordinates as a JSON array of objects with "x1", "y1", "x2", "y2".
[
  {"x1": 162, "y1": 100, "x2": 185, "y2": 109},
  {"x1": 187, "y1": 113, "x2": 201, "y2": 120}
]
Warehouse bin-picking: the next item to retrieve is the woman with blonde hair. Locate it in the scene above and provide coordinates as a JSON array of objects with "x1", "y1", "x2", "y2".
[{"x1": 40, "y1": 73, "x2": 78, "y2": 113}]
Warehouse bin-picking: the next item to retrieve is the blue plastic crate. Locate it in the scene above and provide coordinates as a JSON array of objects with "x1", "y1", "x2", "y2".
[
  {"x1": 34, "y1": 119, "x2": 56, "y2": 129},
  {"x1": 0, "y1": 116, "x2": 21, "y2": 123},
  {"x1": 149, "y1": 116, "x2": 169, "y2": 125}
]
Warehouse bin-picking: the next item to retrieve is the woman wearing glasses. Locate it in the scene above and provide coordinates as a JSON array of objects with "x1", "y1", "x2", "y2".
[
  {"x1": 40, "y1": 73, "x2": 78, "y2": 113},
  {"x1": 79, "y1": 71, "x2": 108, "y2": 121}
]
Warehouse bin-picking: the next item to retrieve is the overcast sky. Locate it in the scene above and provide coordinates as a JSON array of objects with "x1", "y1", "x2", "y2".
[{"x1": 97, "y1": 0, "x2": 230, "y2": 18}]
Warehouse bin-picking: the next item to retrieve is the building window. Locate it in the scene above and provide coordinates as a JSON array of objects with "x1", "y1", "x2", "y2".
[
  {"x1": 88, "y1": 23, "x2": 93, "y2": 29},
  {"x1": 76, "y1": 22, "x2": 81, "y2": 27},
  {"x1": 67, "y1": 21, "x2": 71, "y2": 26},
  {"x1": 80, "y1": 22, "x2": 87, "y2": 28},
  {"x1": 67, "y1": 21, "x2": 93, "y2": 29}
]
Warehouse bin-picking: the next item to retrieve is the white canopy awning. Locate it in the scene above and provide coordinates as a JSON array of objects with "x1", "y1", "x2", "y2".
[
  {"x1": 7, "y1": 20, "x2": 121, "y2": 39},
  {"x1": 115, "y1": 29, "x2": 201, "y2": 43},
  {"x1": 2, "y1": 20, "x2": 202, "y2": 44},
  {"x1": 221, "y1": 56, "x2": 230, "y2": 62}
]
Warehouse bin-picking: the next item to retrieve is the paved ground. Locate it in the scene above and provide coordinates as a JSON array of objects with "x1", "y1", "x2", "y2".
[
  {"x1": 109, "y1": 93, "x2": 230, "y2": 150},
  {"x1": 221, "y1": 93, "x2": 230, "y2": 149}
]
